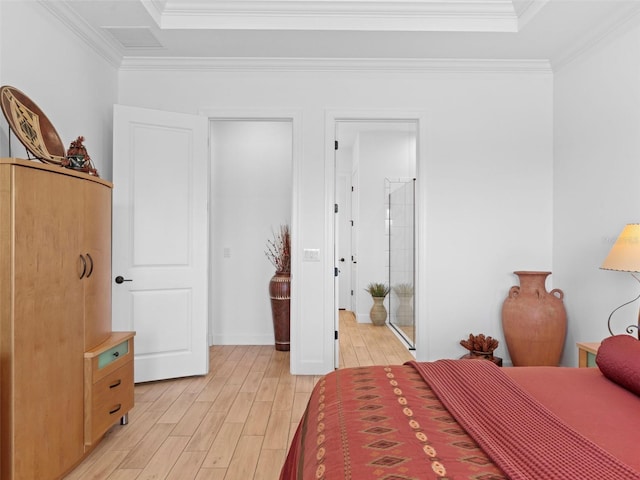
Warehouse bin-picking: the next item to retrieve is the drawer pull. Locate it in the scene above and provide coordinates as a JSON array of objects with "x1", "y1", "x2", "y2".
[
  {"x1": 113, "y1": 351, "x2": 120, "y2": 358},
  {"x1": 109, "y1": 379, "x2": 122, "y2": 389},
  {"x1": 110, "y1": 404, "x2": 122, "y2": 415}
]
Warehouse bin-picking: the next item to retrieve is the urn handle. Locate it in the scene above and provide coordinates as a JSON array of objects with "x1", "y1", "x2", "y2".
[
  {"x1": 550, "y1": 288, "x2": 564, "y2": 300},
  {"x1": 507, "y1": 286, "x2": 520, "y2": 299}
]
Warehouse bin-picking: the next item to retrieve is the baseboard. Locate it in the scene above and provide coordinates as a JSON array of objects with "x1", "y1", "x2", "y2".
[{"x1": 209, "y1": 333, "x2": 274, "y2": 346}]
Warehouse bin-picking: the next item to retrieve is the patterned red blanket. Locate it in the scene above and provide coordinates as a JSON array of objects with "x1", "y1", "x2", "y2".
[
  {"x1": 281, "y1": 361, "x2": 640, "y2": 480},
  {"x1": 281, "y1": 364, "x2": 507, "y2": 479},
  {"x1": 410, "y1": 360, "x2": 640, "y2": 480}
]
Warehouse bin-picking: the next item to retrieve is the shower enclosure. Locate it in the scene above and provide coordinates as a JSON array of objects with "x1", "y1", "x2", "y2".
[{"x1": 386, "y1": 178, "x2": 415, "y2": 349}]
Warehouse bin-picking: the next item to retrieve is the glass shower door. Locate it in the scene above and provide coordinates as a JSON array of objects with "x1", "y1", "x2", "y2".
[{"x1": 387, "y1": 178, "x2": 415, "y2": 349}]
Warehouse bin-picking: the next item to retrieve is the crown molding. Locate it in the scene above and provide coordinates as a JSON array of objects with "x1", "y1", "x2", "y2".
[
  {"x1": 552, "y1": 2, "x2": 640, "y2": 72},
  {"x1": 38, "y1": 0, "x2": 124, "y2": 68},
  {"x1": 515, "y1": 0, "x2": 549, "y2": 31},
  {"x1": 119, "y1": 56, "x2": 552, "y2": 73},
  {"x1": 140, "y1": 0, "x2": 166, "y2": 25},
  {"x1": 146, "y1": 0, "x2": 519, "y2": 32},
  {"x1": 37, "y1": 1, "x2": 555, "y2": 75}
]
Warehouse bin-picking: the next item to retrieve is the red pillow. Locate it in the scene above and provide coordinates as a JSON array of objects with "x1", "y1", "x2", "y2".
[{"x1": 596, "y1": 334, "x2": 640, "y2": 396}]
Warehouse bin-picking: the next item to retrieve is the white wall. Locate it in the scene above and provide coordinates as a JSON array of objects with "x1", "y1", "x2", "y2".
[
  {"x1": 210, "y1": 120, "x2": 292, "y2": 345},
  {"x1": 0, "y1": 2, "x2": 117, "y2": 178},
  {"x1": 422, "y1": 75, "x2": 554, "y2": 363},
  {"x1": 118, "y1": 68, "x2": 553, "y2": 372},
  {"x1": 0, "y1": 2, "x2": 556, "y2": 374},
  {"x1": 554, "y1": 21, "x2": 640, "y2": 366}
]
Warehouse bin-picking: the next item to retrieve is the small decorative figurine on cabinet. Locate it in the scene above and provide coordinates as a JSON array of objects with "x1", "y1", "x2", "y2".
[{"x1": 63, "y1": 135, "x2": 99, "y2": 176}]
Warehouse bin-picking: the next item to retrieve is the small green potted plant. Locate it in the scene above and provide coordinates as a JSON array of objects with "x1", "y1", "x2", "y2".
[{"x1": 365, "y1": 282, "x2": 390, "y2": 326}]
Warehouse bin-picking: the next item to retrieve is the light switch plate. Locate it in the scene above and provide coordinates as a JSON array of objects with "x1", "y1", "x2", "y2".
[{"x1": 303, "y1": 248, "x2": 320, "y2": 261}]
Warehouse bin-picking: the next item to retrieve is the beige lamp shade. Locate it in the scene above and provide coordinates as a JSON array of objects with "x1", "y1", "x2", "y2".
[{"x1": 601, "y1": 224, "x2": 640, "y2": 273}]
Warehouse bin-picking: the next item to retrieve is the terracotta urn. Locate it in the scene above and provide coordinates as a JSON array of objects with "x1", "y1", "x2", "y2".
[
  {"x1": 269, "y1": 271, "x2": 291, "y2": 351},
  {"x1": 501, "y1": 271, "x2": 567, "y2": 366},
  {"x1": 370, "y1": 297, "x2": 388, "y2": 326}
]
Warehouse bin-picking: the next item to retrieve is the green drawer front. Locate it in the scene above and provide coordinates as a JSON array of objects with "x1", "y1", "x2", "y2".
[
  {"x1": 98, "y1": 341, "x2": 129, "y2": 369},
  {"x1": 586, "y1": 351, "x2": 597, "y2": 368}
]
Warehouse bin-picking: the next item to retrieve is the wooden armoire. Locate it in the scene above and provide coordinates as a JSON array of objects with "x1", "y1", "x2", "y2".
[{"x1": 0, "y1": 159, "x2": 134, "y2": 479}]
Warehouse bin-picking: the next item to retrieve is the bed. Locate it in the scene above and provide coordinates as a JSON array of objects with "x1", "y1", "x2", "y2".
[{"x1": 280, "y1": 335, "x2": 640, "y2": 479}]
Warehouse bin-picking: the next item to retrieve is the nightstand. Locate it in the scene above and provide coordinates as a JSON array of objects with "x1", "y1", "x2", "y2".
[
  {"x1": 84, "y1": 332, "x2": 135, "y2": 446},
  {"x1": 577, "y1": 342, "x2": 600, "y2": 368}
]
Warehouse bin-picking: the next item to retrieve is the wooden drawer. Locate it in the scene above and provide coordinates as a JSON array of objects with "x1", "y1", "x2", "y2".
[
  {"x1": 86, "y1": 332, "x2": 135, "y2": 383},
  {"x1": 86, "y1": 360, "x2": 134, "y2": 445},
  {"x1": 84, "y1": 332, "x2": 135, "y2": 446}
]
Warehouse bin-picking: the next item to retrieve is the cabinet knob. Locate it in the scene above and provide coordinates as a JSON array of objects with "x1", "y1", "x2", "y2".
[{"x1": 115, "y1": 275, "x2": 132, "y2": 284}]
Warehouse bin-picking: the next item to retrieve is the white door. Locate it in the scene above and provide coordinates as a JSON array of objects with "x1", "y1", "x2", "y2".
[
  {"x1": 336, "y1": 173, "x2": 352, "y2": 310},
  {"x1": 112, "y1": 104, "x2": 209, "y2": 383},
  {"x1": 351, "y1": 167, "x2": 359, "y2": 317}
]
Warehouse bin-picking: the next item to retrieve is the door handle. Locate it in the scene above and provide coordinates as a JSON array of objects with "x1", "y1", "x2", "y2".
[
  {"x1": 86, "y1": 253, "x2": 94, "y2": 278},
  {"x1": 115, "y1": 275, "x2": 132, "y2": 284},
  {"x1": 79, "y1": 254, "x2": 87, "y2": 279}
]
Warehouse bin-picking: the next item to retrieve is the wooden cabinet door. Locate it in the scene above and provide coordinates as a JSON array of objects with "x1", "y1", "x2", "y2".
[
  {"x1": 11, "y1": 166, "x2": 85, "y2": 479},
  {"x1": 83, "y1": 180, "x2": 112, "y2": 350}
]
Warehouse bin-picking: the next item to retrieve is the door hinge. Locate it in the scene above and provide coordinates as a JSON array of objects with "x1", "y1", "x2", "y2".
[
  {"x1": 334, "y1": 267, "x2": 339, "y2": 277},
  {"x1": 350, "y1": 220, "x2": 354, "y2": 227},
  {"x1": 335, "y1": 330, "x2": 339, "y2": 340},
  {"x1": 335, "y1": 203, "x2": 338, "y2": 213},
  {"x1": 335, "y1": 140, "x2": 339, "y2": 150},
  {"x1": 351, "y1": 289, "x2": 354, "y2": 296},
  {"x1": 351, "y1": 185, "x2": 354, "y2": 192}
]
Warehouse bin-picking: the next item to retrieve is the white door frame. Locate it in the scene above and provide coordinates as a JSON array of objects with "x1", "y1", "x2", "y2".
[
  {"x1": 325, "y1": 109, "x2": 429, "y2": 364},
  {"x1": 199, "y1": 108, "x2": 302, "y2": 371}
]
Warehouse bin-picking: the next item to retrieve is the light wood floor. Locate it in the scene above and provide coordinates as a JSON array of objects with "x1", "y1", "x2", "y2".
[{"x1": 64, "y1": 312, "x2": 414, "y2": 480}]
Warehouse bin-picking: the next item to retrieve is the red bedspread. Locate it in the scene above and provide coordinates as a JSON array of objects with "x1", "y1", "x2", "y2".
[
  {"x1": 281, "y1": 364, "x2": 506, "y2": 479},
  {"x1": 505, "y1": 366, "x2": 640, "y2": 472},
  {"x1": 410, "y1": 360, "x2": 640, "y2": 480},
  {"x1": 281, "y1": 361, "x2": 640, "y2": 480}
]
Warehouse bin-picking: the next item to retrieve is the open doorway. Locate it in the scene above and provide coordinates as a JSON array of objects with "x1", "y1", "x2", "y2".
[
  {"x1": 209, "y1": 119, "x2": 293, "y2": 347},
  {"x1": 334, "y1": 120, "x2": 418, "y2": 359}
]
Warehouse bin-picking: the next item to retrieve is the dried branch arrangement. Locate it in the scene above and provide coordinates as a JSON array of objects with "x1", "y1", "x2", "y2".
[
  {"x1": 460, "y1": 333, "x2": 499, "y2": 354},
  {"x1": 265, "y1": 224, "x2": 291, "y2": 273}
]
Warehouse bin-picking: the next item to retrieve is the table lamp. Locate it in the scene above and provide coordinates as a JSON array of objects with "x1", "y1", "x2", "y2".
[{"x1": 601, "y1": 223, "x2": 640, "y2": 338}]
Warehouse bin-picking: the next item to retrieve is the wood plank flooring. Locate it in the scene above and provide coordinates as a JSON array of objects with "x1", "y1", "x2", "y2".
[{"x1": 65, "y1": 311, "x2": 414, "y2": 480}]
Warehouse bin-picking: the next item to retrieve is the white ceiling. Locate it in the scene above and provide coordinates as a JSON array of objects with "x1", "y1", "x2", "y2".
[{"x1": 43, "y1": 0, "x2": 640, "y2": 69}]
